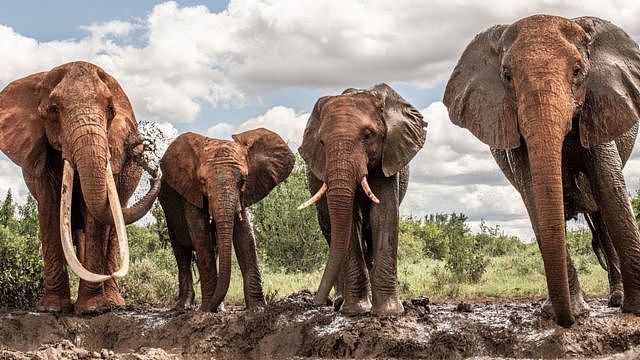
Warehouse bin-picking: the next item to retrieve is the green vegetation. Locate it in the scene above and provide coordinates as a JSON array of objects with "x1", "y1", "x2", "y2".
[{"x1": 0, "y1": 167, "x2": 624, "y2": 309}]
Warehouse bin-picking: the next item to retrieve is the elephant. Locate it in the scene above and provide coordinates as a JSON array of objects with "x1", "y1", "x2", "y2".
[
  {"x1": 443, "y1": 15, "x2": 640, "y2": 327},
  {"x1": 0, "y1": 61, "x2": 160, "y2": 313},
  {"x1": 298, "y1": 83, "x2": 427, "y2": 315},
  {"x1": 159, "y1": 128, "x2": 295, "y2": 311}
]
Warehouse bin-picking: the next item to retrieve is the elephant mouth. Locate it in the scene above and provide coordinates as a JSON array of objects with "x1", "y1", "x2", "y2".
[
  {"x1": 59, "y1": 159, "x2": 130, "y2": 283},
  {"x1": 297, "y1": 176, "x2": 379, "y2": 210}
]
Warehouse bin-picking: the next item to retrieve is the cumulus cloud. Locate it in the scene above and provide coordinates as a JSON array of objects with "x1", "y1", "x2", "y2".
[{"x1": 1, "y1": 1, "x2": 640, "y2": 123}]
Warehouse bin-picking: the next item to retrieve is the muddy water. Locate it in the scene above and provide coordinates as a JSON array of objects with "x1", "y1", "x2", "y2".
[{"x1": 1, "y1": 291, "x2": 640, "y2": 359}]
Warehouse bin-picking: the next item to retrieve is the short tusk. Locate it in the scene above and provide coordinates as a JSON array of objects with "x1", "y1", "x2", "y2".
[
  {"x1": 237, "y1": 202, "x2": 244, "y2": 222},
  {"x1": 361, "y1": 177, "x2": 380, "y2": 204},
  {"x1": 297, "y1": 183, "x2": 327, "y2": 210},
  {"x1": 106, "y1": 162, "x2": 129, "y2": 279},
  {"x1": 60, "y1": 160, "x2": 112, "y2": 283}
]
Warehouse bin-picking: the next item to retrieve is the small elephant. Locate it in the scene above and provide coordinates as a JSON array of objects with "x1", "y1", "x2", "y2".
[
  {"x1": 0, "y1": 61, "x2": 159, "y2": 313},
  {"x1": 159, "y1": 128, "x2": 295, "y2": 311},
  {"x1": 298, "y1": 83, "x2": 426, "y2": 315},
  {"x1": 444, "y1": 15, "x2": 640, "y2": 327}
]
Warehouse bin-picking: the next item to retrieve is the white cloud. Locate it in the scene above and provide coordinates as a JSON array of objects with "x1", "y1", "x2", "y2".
[{"x1": 1, "y1": 1, "x2": 640, "y2": 124}]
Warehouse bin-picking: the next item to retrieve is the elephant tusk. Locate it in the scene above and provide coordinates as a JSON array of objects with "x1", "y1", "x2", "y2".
[
  {"x1": 106, "y1": 162, "x2": 130, "y2": 279},
  {"x1": 360, "y1": 177, "x2": 380, "y2": 204},
  {"x1": 237, "y1": 202, "x2": 244, "y2": 222},
  {"x1": 297, "y1": 183, "x2": 327, "y2": 210},
  {"x1": 60, "y1": 160, "x2": 112, "y2": 283}
]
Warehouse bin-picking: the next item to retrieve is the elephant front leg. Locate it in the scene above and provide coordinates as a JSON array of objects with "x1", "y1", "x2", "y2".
[
  {"x1": 103, "y1": 228, "x2": 125, "y2": 307},
  {"x1": 587, "y1": 212, "x2": 623, "y2": 307},
  {"x1": 233, "y1": 210, "x2": 266, "y2": 309},
  {"x1": 75, "y1": 214, "x2": 112, "y2": 314},
  {"x1": 368, "y1": 172, "x2": 403, "y2": 315},
  {"x1": 587, "y1": 143, "x2": 640, "y2": 313},
  {"x1": 340, "y1": 207, "x2": 372, "y2": 315},
  {"x1": 184, "y1": 203, "x2": 218, "y2": 311},
  {"x1": 35, "y1": 181, "x2": 72, "y2": 313}
]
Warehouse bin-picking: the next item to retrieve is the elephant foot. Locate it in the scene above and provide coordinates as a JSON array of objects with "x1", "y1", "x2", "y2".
[
  {"x1": 245, "y1": 297, "x2": 267, "y2": 310},
  {"x1": 201, "y1": 300, "x2": 226, "y2": 312},
  {"x1": 621, "y1": 293, "x2": 640, "y2": 314},
  {"x1": 74, "y1": 293, "x2": 112, "y2": 314},
  {"x1": 609, "y1": 289, "x2": 623, "y2": 308},
  {"x1": 372, "y1": 297, "x2": 404, "y2": 316},
  {"x1": 541, "y1": 294, "x2": 590, "y2": 320},
  {"x1": 36, "y1": 293, "x2": 73, "y2": 313},
  {"x1": 340, "y1": 298, "x2": 372, "y2": 315},
  {"x1": 332, "y1": 295, "x2": 344, "y2": 311},
  {"x1": 173, "y1": 293, "x2": 196, "y2": 311}
]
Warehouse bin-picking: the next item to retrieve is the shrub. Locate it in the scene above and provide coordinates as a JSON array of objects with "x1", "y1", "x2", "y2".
[
  {"x1": 252, "y1": 156, "x2": 327, "y2": 273},
  {"x1": 0, "y1": 225, "x2": 44, "y2": 308}
]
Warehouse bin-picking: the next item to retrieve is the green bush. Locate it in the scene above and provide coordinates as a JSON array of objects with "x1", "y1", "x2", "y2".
[
  {"x1": 252, "y1": 156, "x2": 327, "y2": 273},
  {"x1": 119, "y1": 254, "x2": 178, "y2": 306},
  {"x1": 0, "y1": 225, "x2": 44, "y2": 308}
]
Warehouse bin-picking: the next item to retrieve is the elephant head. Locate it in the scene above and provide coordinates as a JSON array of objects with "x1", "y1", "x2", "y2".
[
  {"x1": 160, "y1": 127, "x2": 295, "y2": 311},
  {"x1": 299, "y1": 83, "x2": 426, "y2": 306},
  {"x1": 443, "y1": 15, "x2": 640, "y2": 327},
  {"x1": 0, "y1": 61, "x2": 160, "y2": 282}
]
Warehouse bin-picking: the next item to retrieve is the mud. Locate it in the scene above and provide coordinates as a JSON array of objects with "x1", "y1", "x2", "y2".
[{"x1": 1, "y1": 291, "x2": 640, "y2": 359}]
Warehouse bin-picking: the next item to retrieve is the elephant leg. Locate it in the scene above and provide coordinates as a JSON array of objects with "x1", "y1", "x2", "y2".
[
  {"x1": 587, "y1": 212, "x2": 623, "y2": 307},
  {"x1": 184, "y1": 201, "x2": 218, "y2": 311},
  {"x1": 368, "y1": 172, "x2": 403, "y2": 315},
  {"x1": 34, "y1": 178, "x2": 72, "y2": 313},
  {"x1": 75, "y1": 213, "x2": 112, "y2": 314},
  {"x1": 103, "y1": 228, "x2": 125, "y2": 307},
  {"x1": 586, "y1": 142, "x2": 640, "y2": 313},
  {"x1": 172, "y1": 244, "x2": 196, "y2": 310},
  {"x1": 233, "y1": 209, "x2": 266, "y2": 309},
  {"x1": 161, "y1": 188, "x2": 196, "y2": 310},
  {"x1": 505, "y1": 147, "x2": 588, "y2": 317},
  {"x1": 340, "y1": 205, "x2": 372, "y2": 315},
  {"x1": 308, "y1": 173, "x2": 344, "y2": 308}
]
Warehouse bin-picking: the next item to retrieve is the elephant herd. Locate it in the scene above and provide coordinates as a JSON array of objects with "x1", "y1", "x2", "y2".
[{"x1": 1, "y1": 14, "x2": 640, "y2": 328}]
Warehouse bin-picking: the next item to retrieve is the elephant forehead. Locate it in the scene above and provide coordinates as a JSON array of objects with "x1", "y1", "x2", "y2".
[{"x1": 203, "y1": 140, "x2": 247, "y2": 165}]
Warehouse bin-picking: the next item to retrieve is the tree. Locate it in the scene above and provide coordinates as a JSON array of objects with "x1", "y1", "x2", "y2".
[
  {"x1": 17, "y1": 195, "x2": 39, "y2": 239},
  {"x1": 0, "y1": 189, "x2": 15, "y2": 227},
  {"x1": 150, "y1": 200, "x2": 169, "y2": 248},
  {"x1": 251, "y1": 155, "x2": 327, "y2": 273}
]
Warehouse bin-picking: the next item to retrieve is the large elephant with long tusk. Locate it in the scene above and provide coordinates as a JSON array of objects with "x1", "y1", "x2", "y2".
[
  {"x1": 0, "y1": 61, "x2": 160, "y2": 314},
  {"x1": 298, "y1": 83, "x2": 427, "y2": 315}
]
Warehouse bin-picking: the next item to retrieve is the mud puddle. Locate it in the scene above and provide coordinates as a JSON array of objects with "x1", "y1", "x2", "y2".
[{"x1": 1, "y1": 291, "x2": 640, "y2": 359}]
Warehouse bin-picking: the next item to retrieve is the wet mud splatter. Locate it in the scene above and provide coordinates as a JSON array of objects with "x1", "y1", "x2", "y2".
[{"x1": 1, "y1": 291, "x2": 640, "y2": 359}]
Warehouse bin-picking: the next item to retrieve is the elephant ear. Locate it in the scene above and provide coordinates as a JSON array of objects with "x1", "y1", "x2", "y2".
[
  {"x1": 299, "y1": 96, "x2": 330, "y2": 180},
  {"x1": 97, "y1": 69, "x2": 138, "y2": 174},
  {"x1": 0, "y1": 72, "x2": 48, "y2": 177},
  {"x1": 368, "y1": 83, "x2": 427, "y2": 177},
  {"x1": 443, "y1": 24, "x2": 519, "y2": 150},
  {"x1": 233, "y1": 128, "x2": 295, "y2": 207},
  {"x1": 573, "y1": 17, "x2": 640, "y2": 147},
  {"x1": 160, "y1": 132, "x2": 206, "y2": 208}
]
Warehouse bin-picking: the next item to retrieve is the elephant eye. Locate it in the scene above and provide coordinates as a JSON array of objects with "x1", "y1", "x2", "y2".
[
  {"x1": 106, "y1": 104, "x2": 115, "y2": 119},
  {"x1": 363, "y1": 128, "x2": 373, "y2": 140},
  {"x1": 48, "y1": 104, "x2": 59, "y2": 115},
  {"x1": 502, "y1": 68, "x2": 512, "y2": 83},
  {"x1": 573, "y1": 66, "x2": 582, "y2": 78}
]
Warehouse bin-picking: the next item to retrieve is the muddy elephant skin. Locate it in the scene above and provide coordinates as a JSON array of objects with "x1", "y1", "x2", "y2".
[
  {"x1": 299, "y1": 83, "x2": 427, "y2": 315},
  {"x1": 0, "y1": 61, "x2": 160, "y2": 314},
  {"x1": 159, "y1": 128, "x2": 294, "y2": 311},
  {"x1": 444, "y1": 15, "x2": 640, "y2": 327}
]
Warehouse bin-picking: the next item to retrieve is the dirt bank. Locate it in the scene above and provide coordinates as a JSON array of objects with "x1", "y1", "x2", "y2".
[{"x1": 1, "y1": 291, "x2": 640, "y2": 359}]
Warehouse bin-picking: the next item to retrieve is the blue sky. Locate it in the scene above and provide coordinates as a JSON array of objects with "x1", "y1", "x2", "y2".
[{"x1": 1, "y1": 1, "x2": 640, "y2": 239}]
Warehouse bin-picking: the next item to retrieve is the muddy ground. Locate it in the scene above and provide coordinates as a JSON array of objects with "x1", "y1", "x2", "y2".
[{"x1": 1, "y1": 291, "x2": 640, "y2": 359}]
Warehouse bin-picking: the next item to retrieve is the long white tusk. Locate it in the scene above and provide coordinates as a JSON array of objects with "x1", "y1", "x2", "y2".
[
  {"x1": 106, "y1": 162, "x2": 129, "y2": 279},
  {"x1": 237, "y1": 202, "x2": 244, "y2": 222},
  {"x1": 297, "y1": 183, "x2": 327, "y2": 210},
  {"x1": 360, "y1": 177, "x2": 380, "y2": 204},
  {"x1": 60, "y1": 160, "x2": 112, "y2": 283}
]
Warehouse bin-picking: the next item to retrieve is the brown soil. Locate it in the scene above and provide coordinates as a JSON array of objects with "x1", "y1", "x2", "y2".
[{"x1": 1, "y1": 291, "x2": 640, "y2": 359}]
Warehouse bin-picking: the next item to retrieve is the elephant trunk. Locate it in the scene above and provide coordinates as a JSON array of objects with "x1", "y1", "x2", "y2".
[
  {"x1": 314, "y1": 140, "x2": 363, "y2": 305},
  {"x1": 208, "y1": 189, "x2": 238, "y2": 312},
  {"x1": 520, "y1": 87, "x2": 574, "y2": 327},
  {"x1": 68, "y1": 111, "x2": 112, "y2": 225}
]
